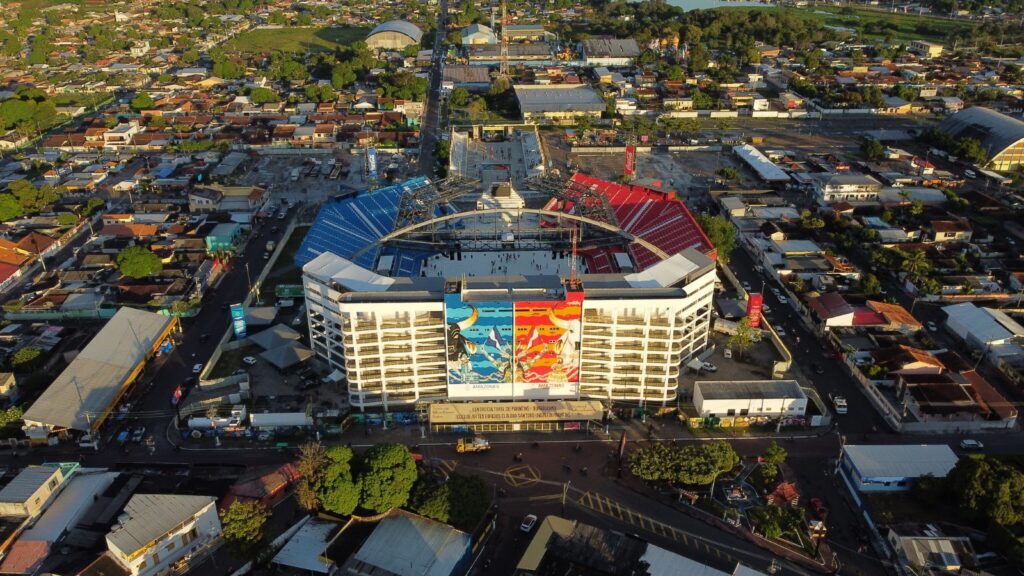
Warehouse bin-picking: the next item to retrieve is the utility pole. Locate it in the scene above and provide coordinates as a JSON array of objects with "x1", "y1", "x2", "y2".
[
  {"x1": 561, "y1": 480, "x2": 571, "y2": 513},
  {"x1": 498, "y1": 0, "x2": 509, "y2": 78}
]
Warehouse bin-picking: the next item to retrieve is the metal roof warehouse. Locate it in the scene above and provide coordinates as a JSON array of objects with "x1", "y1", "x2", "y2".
[{"x1": 22, "y1": 307, "x2": 176, "y2": 436}]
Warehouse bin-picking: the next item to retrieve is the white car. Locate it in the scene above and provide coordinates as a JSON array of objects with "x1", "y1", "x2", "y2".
[
  {"x1": 959, "y1": 439, "x2": 984, "y2": 450},
  {"x1": 926, "y1": 321, "x2": 937, "y2": 332},
  {"x1": 775, "y1": 327, "x2": 787, "y2": 337},
  {"x1": 831, "y1": 394, "x2": 848, "y2": 414},
  {"x1": 242, "y1": 356, "x2": 257, "y2": 366},
  {"x1": 964, "y1": 169, "x2": 977, "y2": 179},
  {"x1": 701, "y1": 362, "x2": 718, "y2": 372},
  {"x1": 777, "y1": 295, "x2": 788, "y2": 304},
  {"x1": 520, "y1": 514, "x2": 538, "y2": 532},
  {"x1": 192, "y1": 363, "x2": 203, "y2": 374}
]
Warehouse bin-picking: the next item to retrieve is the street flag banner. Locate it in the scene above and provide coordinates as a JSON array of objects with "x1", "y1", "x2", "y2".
[{"x1": 747, "y1": 293, "x2": 763, "y2": 329}]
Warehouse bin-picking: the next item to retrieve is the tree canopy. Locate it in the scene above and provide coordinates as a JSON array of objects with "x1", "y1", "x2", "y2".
[
  {"x1": 130, "y1": 92, "x2": 155, "y2": 111},
  {"x1": 359, "y1": 443, "x2": 418, "y2": 513},
  {"x1": 695, "y1": 214, "x2": 738, "y2": 266},
  {"x1": 629, "y1": 441, "x2": 739, "y2": 486},
  {"x1": 410, "y1": 474, "x2": 490, "y2": 531},
  {"x1": 117, "y1": 246, "x2": 163, "y2": 279},
  {"x1": 220, "y1": 500, "x2": 269, "y2": 553},
  {"x1": 319, "y1": 445, "x2": 361, "y2": 516}
]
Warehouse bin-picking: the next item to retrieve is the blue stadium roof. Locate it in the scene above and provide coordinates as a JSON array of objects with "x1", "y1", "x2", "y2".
[
  {"x1": 295, "y1": 177, "x2": 431, "y2": 270},
  {"x1": 368, "y1": 20, "x2": 424, "y2": 43}
]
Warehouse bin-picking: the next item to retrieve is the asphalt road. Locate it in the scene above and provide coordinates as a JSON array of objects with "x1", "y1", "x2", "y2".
[{"x1": 417, "y1": 0, "x2": 447, "y2": 177}]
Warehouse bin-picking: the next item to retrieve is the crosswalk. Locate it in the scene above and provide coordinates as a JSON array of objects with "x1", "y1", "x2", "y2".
[{"x1": 576, "y1": 491, "x2": 743, "y2": 565}]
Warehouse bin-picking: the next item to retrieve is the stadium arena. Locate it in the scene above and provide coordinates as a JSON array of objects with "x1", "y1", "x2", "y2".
[{"x1": 298, "y1": 171, "x2": 718, "y2": 414}]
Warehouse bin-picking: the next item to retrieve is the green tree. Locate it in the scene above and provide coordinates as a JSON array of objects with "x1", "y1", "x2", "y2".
[
  {"x1": 860, "y1": 273, "x2": 882, "y2": 297},
  {"x1": 799, "y1": 209, "x2": 825, "y2": 230},
  {"x1": 761, "y1": 441, "x2": 787, "y2": 482},
  {"x1": 695, "y1": 214, "x2": 737, "y2": 265},
  {"x1": 359, "y1": 443, "x2": 418, "y2": 513},
  {"x1": 249, "y1": 87, "x2": 280, "y2": 105},
  {"x1": 411, "y1": 474, "x2": 490, "y2": 530},
  {"x1": 747, "y1": 505, "x2": 785, "y2": 539},
  {"x1": 330, "y1": 63, "x2": 356, "y2": 89},
  {"x1": 304, "y1": 84, "x2": 335, "y2": 103},
  {"x1": 117, "y1": 246, "x2": 163, "y2": 279},
  {"x1": 296, "y1": 442, "x2": 327, "y2": 512},
  {"x1": 628, "y1": 441, "x2": 737, "y2": 486},
  {"x1": 10, "y1": 347, "x2": 41, "y2": 372},
  {"x1": 0, "y1": 195, "x2": 24, "y2": 221},
  {"x1": 901, "y1": 250, "x2": 931, "y2": 281},
  {"x1": 727, "y1": 316, "x2": 756, "y2": 358},
  {"x1": 0, "y1": 405, "x2": 23, "y2": 427},
  {"x1": 319, "y1": 446, "x2": 361, "y2": 516},
  {"x1": 220, "y1": 500, "x2": 269, "y2": 553},
  {"x1": 130, "y1": 92, "x2": 154, "y2": 110},
  {"x1": 910, "y1": 199, "x2": 924, "y2": 216},
  {"x1": 861, "y1": 138, "x2": 885, "y2": 160},
  {"x1": 448, "y1": 87, "x2": 470, "y2": 108}
]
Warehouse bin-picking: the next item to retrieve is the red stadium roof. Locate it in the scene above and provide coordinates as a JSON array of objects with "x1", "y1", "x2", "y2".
[{"x1": 567, "y1": 174, "x2": 716, "y2": 270}]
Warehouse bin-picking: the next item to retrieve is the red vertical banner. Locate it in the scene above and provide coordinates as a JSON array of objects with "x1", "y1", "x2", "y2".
[
  {"x1": 747, "y1": 293, "x2": 763, "y2": 329},
  {"x1": 624, "y1": 144, "x2": 636, "y2": 176}
]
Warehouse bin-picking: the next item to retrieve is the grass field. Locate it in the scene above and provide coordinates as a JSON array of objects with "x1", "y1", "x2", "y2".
[
  {"x1": 726, "y1": 5, "x2": 972, "y2": 44},
  {"x1": 801, "y1": 6, "x2": 971, "y2": 43},
  {"x1": 224, "y1": 26, "x2": 370, "y2": 53}
]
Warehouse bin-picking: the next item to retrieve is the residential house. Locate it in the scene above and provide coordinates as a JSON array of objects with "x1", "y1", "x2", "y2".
[
  {"x1": 814, "y1": 173, "x2": 882, "y2": 203},
  {"x1": 0, "y1": 465, "x2": 69, "y2": 519},
  {"x1": 886, "y1": 524, "x2": 975, "y2": 575},
  {"x1": 930, "y1": 219, "x2": 972, "y2": 243},
  {"x1": 188, "y1": 188, "x2": 223, "y2": 213},
  {"x1": 84, "y1": 494, "x2": 220, "y2": 576}
]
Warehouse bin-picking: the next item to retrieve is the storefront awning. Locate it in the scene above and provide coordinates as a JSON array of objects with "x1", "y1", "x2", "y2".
[{"x1": 429, "y1": 400, "x2": 604, "y2": 425}]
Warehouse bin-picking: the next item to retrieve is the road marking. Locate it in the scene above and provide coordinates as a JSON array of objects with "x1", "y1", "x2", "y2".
[{"x1": 504, "y1": 464, "x2": 541, "y2": 488}]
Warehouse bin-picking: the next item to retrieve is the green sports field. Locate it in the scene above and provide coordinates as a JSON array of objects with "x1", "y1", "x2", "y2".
[{"x1": 223, "y1": 26, "x2": 370, "y2": 53}]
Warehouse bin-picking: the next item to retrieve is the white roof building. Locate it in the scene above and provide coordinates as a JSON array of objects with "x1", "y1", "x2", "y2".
[
  {"x1": 839, "y1": 445, "x2": 958, "y2": 492},
  {"x1": 22, "y1": 308, "x2": 175, "y2": 435}
]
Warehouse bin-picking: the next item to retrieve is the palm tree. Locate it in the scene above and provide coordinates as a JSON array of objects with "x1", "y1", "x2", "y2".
[{"x1": 901, "y1": 250, "x2": 932, "y2": 280}]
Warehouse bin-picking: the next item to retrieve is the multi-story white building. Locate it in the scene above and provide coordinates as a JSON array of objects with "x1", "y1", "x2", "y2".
[
  {"x1": 304, "y1": 248, "x2": 715, "y2": 410},
  {"x1": 298, "y1": 174, "x2": 718, "y2": 413}
]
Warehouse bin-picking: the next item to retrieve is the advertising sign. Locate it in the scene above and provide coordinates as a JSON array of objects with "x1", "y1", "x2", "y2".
[
  {"x1": 623, "y1": 145, "x2": 636, "y2": 176},
  {"x1": 445, "y1": 293, "x2": 515, "y2": 398},
  {"x1": 230, "y1": 303, "x2": 247, "y2": 339},
  {"x1": 513, "y1": 291, "x2": 583, "y2": 398},
  {"x1": 747, "y1": 292, "x2": 763, "y2": 329},
  {"x1": 275, "y1": 284, "x2": 305, "y2": 298},
  {"x1": 367, "y1": 147, "x2": 378, "y2": 179}
]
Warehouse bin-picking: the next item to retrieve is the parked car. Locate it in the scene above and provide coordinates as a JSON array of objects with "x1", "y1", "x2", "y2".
[
  {"x1": 775, "y1": 327, "x2": 787, "y2": 338},
  {"x1": 701, "y1": 361, "x2": 718, "y2": 372},
  {"x1": 926, "y1": 321, "x2": 937, "y2": 332},
  {"x1": 964, "y1": 169, "x2": 977, "y2": 179},
  {"x1": 520, "y1": 514, "x2": 538, "y2": 532},
  {"x1": 243, "y1": 356, "x2": 258, "y2": 366},
  {"x1": 959, "y1": 439, "x2": 984, "y2": 450},
  {"x1": 192, "y1": 363, "x2": 203, "y2": 374},
  {"x1": 131, "y1": 426, "x2": 146, "y2": 444},
  {"x1": 830, "y1": 394, "x2": 848, "y2": 414},
  {"x1": 777, "y1": 295, "x2": 788, "y2": 304}
]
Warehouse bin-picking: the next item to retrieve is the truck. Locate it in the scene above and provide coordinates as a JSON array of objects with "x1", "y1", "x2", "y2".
[
  {"x1": 265, "y1": 240, "x2": 276, "y2": 252},
  {"x1": 455, "y1": 437, "x2": 490, "y2": 453}
]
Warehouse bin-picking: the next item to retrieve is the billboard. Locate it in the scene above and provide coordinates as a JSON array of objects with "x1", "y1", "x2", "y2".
[
  {"x1": 445, "y1": 293, "x2": 514, "y2": 398},
  {"x1": 624, "y1": 145, "x2": 636, "y2": 176},
  {"x1": 367, "y1": 147, "x2": 378, "y2": 178},
  {"x1": 230, "y1": 303, "x2": 247, "y2": 339},
  {"x1": 513, "y1": 291, "x2": 583, "y2": 398},
  {"x1": 747, "y1": 293, "x2": 763, "y2": 329}
]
